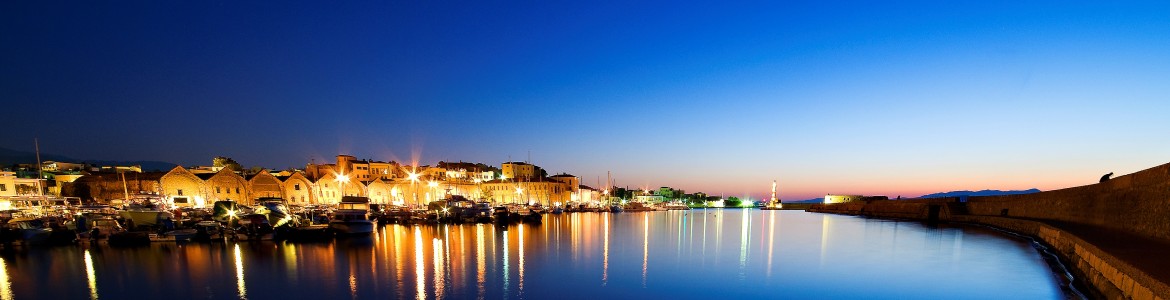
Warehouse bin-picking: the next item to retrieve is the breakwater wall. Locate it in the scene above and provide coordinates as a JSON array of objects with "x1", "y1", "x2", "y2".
[
  {"x1": 965, "y1": 162, "x2": 1170, "y2": 242},
  {"x1": 807, "y1": 161, "x2": 1170, "y2": 300}
]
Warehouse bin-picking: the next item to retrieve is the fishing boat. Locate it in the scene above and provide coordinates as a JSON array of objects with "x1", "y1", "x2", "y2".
[{"x1": 329, "y1": 196, "x2": 376, "y2": 235}]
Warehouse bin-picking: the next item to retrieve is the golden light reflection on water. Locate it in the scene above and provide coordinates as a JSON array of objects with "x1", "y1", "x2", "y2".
[
  {"x1": 0, "y1": 256, "x2": 13, "y2": 300},
  {"x1": 234, "y1": 244, "x2": 247, "y2": 299},
  {"x1": 393, "y1": 226, "x2": 405, "y2": 299},
  {"x1": 518, "y1": 225, "x2": 525, "y2": 296},
  {"x1": 414, "y1": 226, "x2": 425, "y2": 300},
  {"x1": 432, "y1": 237, "x2": 445, "y2": 299},
  {"x1": 475, "y1": 224, "x2": 485, "y2": 300},
  {"x1": 84, "y1": 250, "x2": 98, "y2": 300},
  {"x1": 819, "y1": 214, "x2": 832, "y2": 268},
  {"x1": 502, "y1": 229, "x2": 509, "y2": 296}
]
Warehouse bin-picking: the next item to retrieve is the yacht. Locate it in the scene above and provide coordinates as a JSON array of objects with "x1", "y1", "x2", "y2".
[{"x1": 330, "y1": 196, "x2": 376, "y2": 235}]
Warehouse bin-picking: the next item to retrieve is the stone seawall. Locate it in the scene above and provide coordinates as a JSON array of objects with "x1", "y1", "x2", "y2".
[
  {"x1": 807, "y1": 161, "x2": 1170, "y2": 299},
  {"x1": 965, "y1": 162, "x2": 1170, "y2": 241},
  {"x1": 951, "y1": 216, "x2": 1170, "y2": 300}
]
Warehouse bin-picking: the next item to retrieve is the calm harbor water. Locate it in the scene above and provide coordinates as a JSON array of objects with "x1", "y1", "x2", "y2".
[{"x1": 0, "y1": 210, "x2": 1061, "y2": 299}]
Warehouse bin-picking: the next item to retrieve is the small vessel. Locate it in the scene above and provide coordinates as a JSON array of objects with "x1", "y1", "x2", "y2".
[
  {"x1": 329, "y1": 196, "x2": 376, "y2": 235},
  {"x1": 119, "y1": 193, "x2": 172, "y2": 230},
  {"x1": 663, "y1": 202, "x2": 691, "y2": 210},
  {"x1": 192, "y1": 220, "x2": 227, "y2": 242},
  {"x1": 4, "y1": 218, "x2": 52, "y2": 245},
  {"x1": 624, "y1": 202, "x2": 655, "y2": 212},
  {"x1": 609, "y1": 204, "x2": 624, "y2": 213},
  {"x1": 462, "y1": 201, "x2": 494, "y2": 223},
  {"x1": 551, "y1": 206, "x2": 564, "y2": 214}
]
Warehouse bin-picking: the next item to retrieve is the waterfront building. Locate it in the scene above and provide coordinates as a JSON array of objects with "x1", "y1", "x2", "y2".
[
  {"x1": 199, "y1": 168, "x2": 250, "y2": 205},
  {"x1": 278, "y1": 172, "x2": 315, "y2": 205},
  {"x1": 366, "y1": 178, "x2": 393, "y2": 204},
  {"x1": 247, "y1": 171, "x2": 284, "y2": 201},
  {"x1": 824, "y1": 194, "x2": 889, "y2": 204},
  {"x1": 159, "y1": 166, "x2": 207, "y2": 207},
  {"x1": 502, "y1": 162, "x2": 541, "y2": 181},
  {"x1": 313, "y1": 172, "x2": 341, "y2": 204}
]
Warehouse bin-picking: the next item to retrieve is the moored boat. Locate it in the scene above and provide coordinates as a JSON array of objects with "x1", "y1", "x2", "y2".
[{"x1": 330, "y1": 196, "x2": 376, "y2": 235}]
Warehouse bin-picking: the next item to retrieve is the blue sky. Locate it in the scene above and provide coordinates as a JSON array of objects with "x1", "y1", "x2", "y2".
[{"x1": 3, "y1": 1, "x2": 1169, "y2": 199}]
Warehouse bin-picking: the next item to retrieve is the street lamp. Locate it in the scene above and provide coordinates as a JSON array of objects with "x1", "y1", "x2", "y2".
[{"x1": 336, "y1": 173, "x2": 350, "y2": 203}]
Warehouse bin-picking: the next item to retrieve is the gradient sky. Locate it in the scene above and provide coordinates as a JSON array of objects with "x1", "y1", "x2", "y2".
[{"x1": 3, "y1": 1, "x2": 1169, "y2": 200}]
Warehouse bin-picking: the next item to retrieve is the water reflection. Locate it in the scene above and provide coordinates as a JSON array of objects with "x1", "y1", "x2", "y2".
[
  {"x1": 501, "y1": 228, "x2": 509, "y2": 297},
  {"x1": 0, "y1": 256, "x2": 13, "y2": 300},
  {"x1": 476, "y1": 225, "x2": 486, "y2": 300},
  {"x1": 84, "y1": 249, "x2": 98, "y2": 300},
  {"x1": 601, "y1": 215, "x2": 609, "y2": 286},
  {"x1": 413, "y1": 226, "x2": 425, "y2": 300},
  {"x1": 641, "y1": 213, "x2": 649, "y2": 287},
  {"x1": 1, "y1": 211, "x2": 1063, "y2": 299},
  {"x1": 233, "y1": 243, "x2": 247, "y2": 299},
  {"x1": 518, "y1": 224, "x2": 525, "y2": 296},
  {"x1": 766, "y1": 211, "x2": 776, "y2": 278}
]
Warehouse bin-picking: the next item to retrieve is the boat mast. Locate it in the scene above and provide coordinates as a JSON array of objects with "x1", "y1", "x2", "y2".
[{"x1": 34, "y1": 138, "x2": 44, "y2": 196}]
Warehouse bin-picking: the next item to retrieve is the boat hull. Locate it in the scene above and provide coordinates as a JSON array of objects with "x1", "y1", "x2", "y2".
[{"x1": 329, "y1": 221, "x2": 375, "y2": 235}]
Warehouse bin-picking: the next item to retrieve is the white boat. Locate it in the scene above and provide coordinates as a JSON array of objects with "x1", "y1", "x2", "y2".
[
  {"x1": 664, "y1": 202, "x2": 691, "y2": 210},
  {"x1": 329, "y1": 196, "x2": 375, "y2": 235}
]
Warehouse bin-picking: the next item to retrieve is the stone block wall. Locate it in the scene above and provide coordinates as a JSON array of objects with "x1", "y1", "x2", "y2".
[{"x1": 966, "y1": 162, "x2": 1170, "y2": 241}]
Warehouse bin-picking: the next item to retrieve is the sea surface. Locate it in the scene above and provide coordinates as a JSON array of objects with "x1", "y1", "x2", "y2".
[{"x1": 0, "y1": 210, "x2": 1062, "y2": 299}]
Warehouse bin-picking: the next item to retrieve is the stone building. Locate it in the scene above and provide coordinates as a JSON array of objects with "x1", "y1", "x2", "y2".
[
  {"x1": 159, "y1": 166, "x2": 207, "y2": 207},
  {"x1": 313, "y1": 172, "x2": 341, "y2": 204},
  {"x1": 200, "y1": 168, "x2": 250, "y2": 205},
  {"x1": 501, "y1": 162, "x2": 540, "y2": 181},
  {"x1": 279, "y1": 172, "x2": 315, "y2": 205},
  {"x1": 366, "y1": 179, "x2": 393, "y2": 204},
  {"x1": 61, "y1": 172, "x2": 165, "y2": 203},
  {"x1": 247, "y1": 171, "x2": 284, "y2": 201}
]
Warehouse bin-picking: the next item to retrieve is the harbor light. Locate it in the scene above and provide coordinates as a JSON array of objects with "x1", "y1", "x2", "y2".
[{"x1": 427, "y1": 181, "x2": 438, "y2": 188}]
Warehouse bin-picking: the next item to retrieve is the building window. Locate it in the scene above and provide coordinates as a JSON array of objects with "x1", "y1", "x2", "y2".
[
  {"x1": 295, "y1": 184, "x2": 301, "y2": 190},
  {"x1": 0, "y1": 184, "x2": 6, "y2": 192},
  {"x1": 177, "y1": 189, "x2": 184, "y2": 196},
  {"x1": 235, "y1": 188, "x2": 240, "y2": 194},
  {"x1": 216, "y1": 187, "x2": 221, "y2": 193}
]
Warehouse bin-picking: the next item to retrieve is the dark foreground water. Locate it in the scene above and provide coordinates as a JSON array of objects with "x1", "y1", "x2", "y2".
[{"x1": 0, "y1": 210, "x2": 1061, "y2": 299}]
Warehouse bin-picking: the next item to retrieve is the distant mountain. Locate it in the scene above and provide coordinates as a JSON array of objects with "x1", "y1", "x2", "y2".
[
  {"x1": 0, "y1": 147, "x2": 177, "y2": 172},
  {"x1": 918, "y1": 189, "x2": 1041, "y2": 199},
  {"x1": 785, "y1": 198, "x2": 825, "y2": 204}
]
